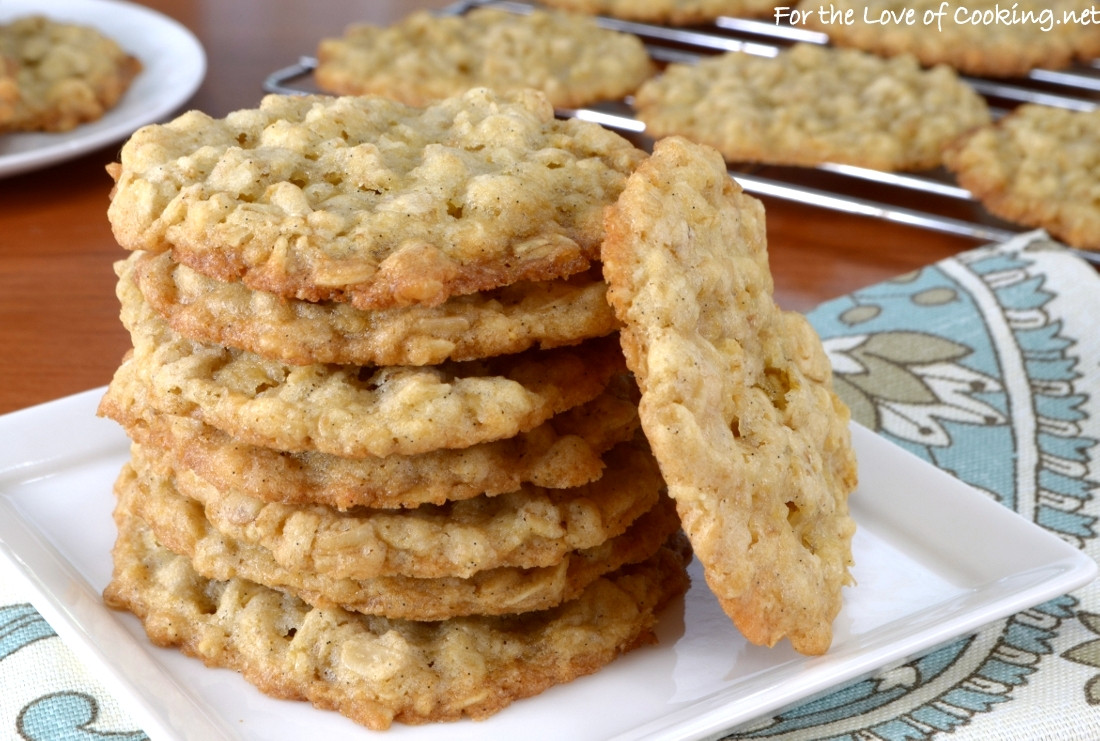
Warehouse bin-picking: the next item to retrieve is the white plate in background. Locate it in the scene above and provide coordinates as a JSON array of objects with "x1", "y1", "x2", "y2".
[{"x1": 0, "y1": 0, "x2": 205, "y2": 178}]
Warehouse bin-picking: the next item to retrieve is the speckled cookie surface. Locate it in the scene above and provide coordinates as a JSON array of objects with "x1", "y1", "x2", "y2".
[
  {"x1": 104, "y1": 505, "x2": 691, "y2": 730},
  {"x1": 944, "y1": 103, "x2": 1100, "y2": 252},
  {"x1": 117, "y1": 460, "x2": 681, "y2": 620},
  {"x1": 122, "y1": 250, "x2": 619, "y2": 366},
  {"x1": 315, "y1": 8, "x2": 654, "y2": 108},
  {"x1": 633, "y1": 42, "x2": 990, "y2": 171},
  {"x1": 99, "y1": 374, "x2": 640, "y2": 510},
  {"x1": 129, "y1": 434, "x2": 663, "y2": 580},
  {"x1": 601, "y1": 136, "x2": 857, "y2": 655},
  {"x1": 109, "y1": 269, "x2": 625, "y2": 458},
  {"x1": 106, "y1": 89, "x2": 646, "y2": 309}
]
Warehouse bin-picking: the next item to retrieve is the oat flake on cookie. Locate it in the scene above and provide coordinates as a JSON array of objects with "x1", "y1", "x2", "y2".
[{"x1": 106, "y1": 88, "x2": 646, "y2": 310}]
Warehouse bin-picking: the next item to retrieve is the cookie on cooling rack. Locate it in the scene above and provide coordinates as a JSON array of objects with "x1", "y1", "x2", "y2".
[
  {"x1": 315, "y1": 7, "x2": 654, "y2": 108},
  {"x1": 633, "y1": 42, "x2": 990, "y2": 171},
  {"x1": 601, "y1": 136, "x2": 858, "y2": 655},
  {"x1": 0, "y1": 15, "x2": 141, "y2": 132},
  {"x1": 944, "y1": 103, "x2": 1100, "y2": 252},
  {"x1": 798, "y1": 0, "x2": 1100, "y2": 78},
  {"x1": 539, "y1": 0, "x2": 778, "y2": 24}
]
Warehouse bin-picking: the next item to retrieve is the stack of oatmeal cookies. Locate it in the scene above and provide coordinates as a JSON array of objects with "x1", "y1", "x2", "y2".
[
  {"x1": 96, "y1": 46, "x2": 861, "y2": 726},
  {"x1": 96, "y1": 88, "x2": 692, "y2": 730}
]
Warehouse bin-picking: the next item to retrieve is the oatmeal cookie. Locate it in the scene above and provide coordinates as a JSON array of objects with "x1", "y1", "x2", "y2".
[
  {"x1": 129, "y1": 435, "x2": 663, "y2": 580},
  {"x1": 539, "y1": 0, "x2": 778, "y2": 24},
  {"x1": 315, "y1": 8, "x2": 654, "y2": 108},
  {"x1": 118, "y1": 460, "x2": 681, "y2": 619},
  {"x1": 943, "y1": 104, "x2": 1100, "y2": 252},
  {"x1": 0, "y1": 15, "x2": 141, "y2": 132},
  {"x1": 601, "y1": 136, "x2": 857, "y2": 655},
  {"x1": 799, "y1": 0, "x2": 1100, "y2": 78},
  {"x1": 106, "y1": 89, "x2": 646, "y2": 309},
  {"x1": 110, "y1": 271, "x2": 626, "y2": 458},
  {"x1": 100, "y1": 375, "x2": 640, "y2": 509},
  {"x1": 104, "y1": 507, "x2": 690, "y2": 730},
  {"x1": 633, "y1": 42, "x2": 990, "y2": 171},
  {"x1": 122, "y1": 251, "x2": 619, "y2": 366}
]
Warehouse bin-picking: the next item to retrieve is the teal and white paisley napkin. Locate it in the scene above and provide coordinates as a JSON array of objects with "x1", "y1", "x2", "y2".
[{"x1": 0, "y1": 557, "x2": 147, "y2": 740}]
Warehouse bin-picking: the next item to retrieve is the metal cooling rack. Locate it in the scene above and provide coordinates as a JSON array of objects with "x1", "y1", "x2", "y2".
[{"x1": 264, "y1": 0, "x2": 1100, "y2": 265}]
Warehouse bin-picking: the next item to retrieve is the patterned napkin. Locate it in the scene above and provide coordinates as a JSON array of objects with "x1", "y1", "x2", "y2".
[
  {"x1": 0, "y1": 557, "x2": 147, "y2": 740},
  {"x1": 2, "y1": 230, "x2": 1097, "y2": 740}
]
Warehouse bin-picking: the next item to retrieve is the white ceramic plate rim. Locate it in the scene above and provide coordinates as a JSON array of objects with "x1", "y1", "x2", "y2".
[
  {"x1": 0, "y1": 388, "x2": 1095, "y2": 741},
  {"x1": 0, "y1": 0, "x2": 205, "y2": 178}
]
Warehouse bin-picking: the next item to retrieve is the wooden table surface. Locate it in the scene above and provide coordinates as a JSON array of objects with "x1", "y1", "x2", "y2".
[{"x1": 0, "y1": 0, "x2": 980, "y2": 417}]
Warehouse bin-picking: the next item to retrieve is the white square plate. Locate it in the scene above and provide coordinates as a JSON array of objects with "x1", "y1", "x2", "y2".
[{"x1": 0, "y1": 389, "x2": 1094, "y2": 741}]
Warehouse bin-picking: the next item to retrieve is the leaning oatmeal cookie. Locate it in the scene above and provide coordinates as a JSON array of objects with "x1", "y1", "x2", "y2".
[
  {"x1": 104, "y1": 508, "x2": 691, "y2": 730},
  {"x1": 633, "y1": 43, "x2": 990, "y2": 171},
  {"x1": 130, "y1": 435, "x2": 664, "y2": 580},
  {"x1": 119, "y1": 460, "x2": 681, "y2": 619},
  {"x1": 944, "y1": 104, "x2": 1100, "y2": 252},
  {"x1": 106, "y1": 89, "x2": 646, "y2": 309},
  {"x1": 799, "y1": 0, "x2": 1100, "y2": 78},
  {"x1": 601, "y1": 136, "x2": 857, "y2": 655},
  {"x1": 110, "y1": 271, "x2": 626, "y2": 458},
  {"x1": 122, "y1": 251, "x2": 619, "y2": 366},
  {"x1": 99, "y1": 376, "x2": 640, "y2": 509},
  {"x1": 0, "y1": 15, "x2": 141, "y2": 132},
  {"x1": 539, "y1": 0, "x2": 777, "y2": 24},
  {"x1": 315, "y1": 8, "x2": 654, "y2": 108}
]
